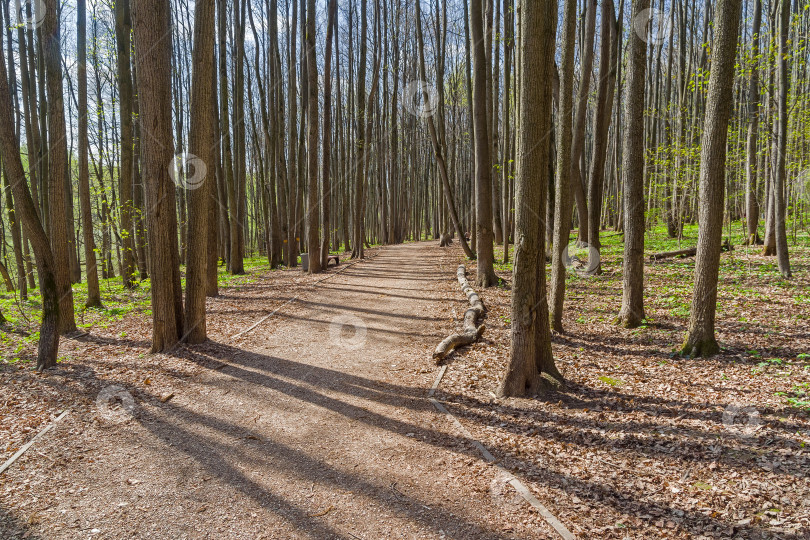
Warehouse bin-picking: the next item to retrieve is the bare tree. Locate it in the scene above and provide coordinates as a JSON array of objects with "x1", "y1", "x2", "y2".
[
  {"x1": 550, "y1": 0, "x2": 577, "y2": 333},
  {"x1": 470, "y1": 0, "x2": 498, "y2": 287},
  {"x1": 115, "y1": 0, "x2": 136, "y2": 288},
  {"x1": 681, "y1": 0, "x2": 743, "y2": 357},
  {"x1": 183, "y1": 0, "x2": 216, "y2": 344},
  {"x1": 498, "y1": 0, "x2": 559, "y2": 397},
  {"x1": 132, "y1": 0, "x2": 183, "y2": 352},
  {"x1": 0, "y1": 15, "x2": 60, "y2": 370},
  {"x1": 773, "y1": 0, "x2": 791, "y2": 278},
  {"x1": 77, "y1": 0, "x2": 102, "y2": 308},
  {"x1": 744, "y1": 0, "x2": 762, "y2": 246},
  {"x1": 42, "y1": 0, "x2": 76, "y2": 334},
  {"x1": 616, "y1": 0, "x2": 649, "y2": 329},
  {"x1": 305, "y1": 0, "x2": 321, "y2": 273}
]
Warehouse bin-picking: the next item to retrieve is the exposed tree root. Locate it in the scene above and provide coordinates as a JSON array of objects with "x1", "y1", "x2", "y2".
[{"x1": 433, "y1": 265, "x2": 485, "y2": 364}]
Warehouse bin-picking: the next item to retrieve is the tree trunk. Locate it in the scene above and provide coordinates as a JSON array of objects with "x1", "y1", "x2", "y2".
[
  {"x1": 0, "y1": 23, "x2": 60, "y2": 370},
  {"x1": 681, "y1": 0, "x2": 743, "y2": 357},
  {"x1": 183, "y1": 0, "x2": 216, "y2": 344},
  {"x1": 305, "y1": 0, "x2": 321, "y2": 274},
  {"x1": 115, "y1": 0, "x2": 136, "y2": 289},
  {"x1": 616, "y1": 0, "x2": 649, "y2": 329},
  {"x1": 42, "y1": 0, "x2": 76, "y2": 334},
  {"x1": 77, "y1": 0, "x2": 102, "y2": 308},
  {"x1": 132, "y1": 0, "x2": 184, "y2": 352},
  {"x1": 470, "y1": 0, "x2": 498, "y2": 287},
  {"x1": 415, "y1": 0, "x2": 475, "y2": 260},
  {"x1": 587, "y1": 0, "x2": 618, "y2": 274},
  {"x1": 773, "y1": 0, "x2": 791, "y2": 278},
  {"x1": 498, "y1": 0, "x2": 559, "y2": 398},
  {"x1": 550, "y1": 0, "x2": 577, "y2": 333},
  {"x1": 744, "y1": 0, "x2": 762, "y2": 246},
  {"x1": 571, "y1": 0, "x2": 596, "y2": 244},
  {"x1": 320, "y1": 0, "x2": 337, "y2": 268}
]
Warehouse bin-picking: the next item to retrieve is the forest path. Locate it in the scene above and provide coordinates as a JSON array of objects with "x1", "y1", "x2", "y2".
[{"x1": 3, "y1": 243, "x2": 556, "y2": 539}]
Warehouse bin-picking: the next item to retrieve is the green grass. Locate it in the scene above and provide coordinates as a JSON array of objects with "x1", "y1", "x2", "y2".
[{"x1": 0, "y1": 254, "x2": 282, "y2": 364}]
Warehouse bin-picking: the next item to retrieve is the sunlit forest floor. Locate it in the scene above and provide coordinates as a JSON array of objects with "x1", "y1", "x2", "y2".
[
  {"x1": 439, "y1": 221, "x2": 810, "y2": 537},
  {"x1": 1, "y1": 223, "x2": 809, "y2": 538}
]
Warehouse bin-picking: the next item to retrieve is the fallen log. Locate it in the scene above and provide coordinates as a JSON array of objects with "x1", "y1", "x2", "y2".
[
  {"x1": 649, "y1": 239, "x2": 733, "y2": 261},
  {"x1": 433, "y1": 265, "x2": 485, "y2": 364}
]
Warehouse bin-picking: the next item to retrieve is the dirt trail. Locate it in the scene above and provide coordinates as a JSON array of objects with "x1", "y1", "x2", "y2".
[{"x1": 1, "y1": 243, "x2": 559, "y2": 539}]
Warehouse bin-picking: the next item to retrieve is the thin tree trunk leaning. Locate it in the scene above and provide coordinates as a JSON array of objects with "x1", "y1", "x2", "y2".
[
  {"x1": 183, "y1": 0, "x2": 216, "y2": 345},
  {"x1": 681, "y1": 0, "x2": 743, "y2": 358},
  {"x1": 498, "y1": 0, "x2": 560, "y2": 398},
  {"x1": 415, "y1": 0, "x2": 475, "y2": 260},
  {"x1": 433, "y1": 265, "x2": 485, "y2": 364},
  {"x1": 0, "y1": 28, "x2": 60, "y2": 370},
  {"x1": 42, "y1": 0, "x2": 77, "y2": 334},
  {"x1": 616, "y1": 0, "x2": 649, "y2": 329},
  {"x1": 550, "y1": 0, "x2": 578, "y2": 334},
  {"x1": 132, "y1": 0, "x2": 184, "y2": 353}
]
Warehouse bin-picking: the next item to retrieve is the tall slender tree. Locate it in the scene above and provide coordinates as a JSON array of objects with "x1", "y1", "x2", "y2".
[
  {"x1": 681, "y1": 0, "x2": 743, "y2": 357},
  {"x1": 132, "y1": 0, "x2": 183, "y2": 352},
  {"x1": 0, "y1": 14, "x2": 60, "y2": 370},
  {"x1": 470, "y1": 0, "x2": 498, "y2": 287},
  {"x1": 744, "y1": 0, "x2": 762, "y2": 246},
  {"x1": 499, "y1": 0, "x2": 559, "y2": 397},
  {"x1": 550, "y1": 0, "x2": 578, "y2": 333},
  {"x1": 773, "y1": 0, "x2": 791, "y2": 278},
  {"x1": 305, "y1": 0, "x2": 321, "y2": 274},
  {"x1": 42, "y1": 0, "x2": 76, "y2": 334},
  {"x1": 115, "y1": 0, "x2": 136, "y2": 289},
  {"x1": 77, "y1": 0, "x2": 102, "y2": 308},
  {"x1": 616, "y1": 0, "x2": 650, "y2": 329},
  {"x1": 183, "y1": 0, "x2": 216, "y2": 344}
]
